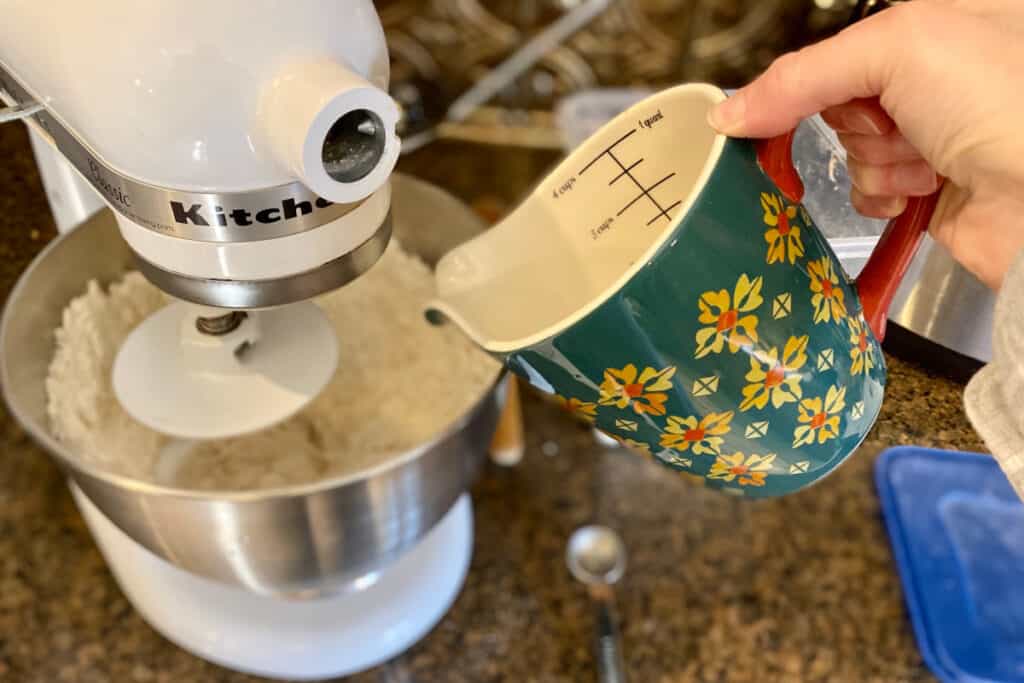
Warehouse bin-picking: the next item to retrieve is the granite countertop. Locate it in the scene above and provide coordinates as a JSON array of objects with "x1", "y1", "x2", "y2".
[{"x1": 0, "y1": 122, "x2": 988, "y2": 683}]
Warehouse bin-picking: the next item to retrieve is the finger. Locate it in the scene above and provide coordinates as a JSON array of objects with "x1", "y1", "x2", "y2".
[
  {"x1": 837, "y1": 130, "x2": 923, "y2": 165},
  {"x1": 944, "y1": 0, "x2": 1024, "y2": 28},
  {"x1": 850, "y1": 187, "x2": 908, "y2": 219},
  {"x1": 707, "y1": 7, "x2": 907, "y2": 137},
  {"x1": 820, "y1": 98, "x2": 895, "y2": 135},
  {"x1": 848, "y1": 158, "x2": 940, "y2": 196}
]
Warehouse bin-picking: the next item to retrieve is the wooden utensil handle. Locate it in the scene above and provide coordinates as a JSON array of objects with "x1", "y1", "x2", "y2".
[{"x1": 490, "y1": 377, "x2": 525, "y2": 466}]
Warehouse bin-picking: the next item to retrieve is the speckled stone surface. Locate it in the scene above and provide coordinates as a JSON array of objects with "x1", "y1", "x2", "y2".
[{"x1": 0, "y1": 122, "x2": 990, "y2": 682}]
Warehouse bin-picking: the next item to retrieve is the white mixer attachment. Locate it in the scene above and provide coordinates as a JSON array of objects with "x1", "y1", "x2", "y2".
[{"x1": 113, "y1": 302, "x2": 338, "y2": 441}]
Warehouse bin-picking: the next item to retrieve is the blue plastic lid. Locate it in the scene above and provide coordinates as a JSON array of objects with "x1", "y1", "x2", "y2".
[{"x1": 876, "y1": 447, "x2": 1024, "y2": 683}]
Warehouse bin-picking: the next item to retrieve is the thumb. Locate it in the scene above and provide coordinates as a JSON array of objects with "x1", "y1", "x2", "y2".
[{"x1": 708, "y1": 7, "x2": 906, "y2": 138}]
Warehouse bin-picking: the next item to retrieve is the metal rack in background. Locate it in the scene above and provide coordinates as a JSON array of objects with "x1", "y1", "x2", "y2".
[{"x1": 382, "y1": 0, "x2": 864, "y2": 151}]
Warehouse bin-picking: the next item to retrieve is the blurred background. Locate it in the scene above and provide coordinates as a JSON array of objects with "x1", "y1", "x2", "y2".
[
  {"x1": 382, "y1": 0, "x2": 861, "y2": 214},
  {"x1": 382, "y1": 0, "x2": 855, "y2": 149}
]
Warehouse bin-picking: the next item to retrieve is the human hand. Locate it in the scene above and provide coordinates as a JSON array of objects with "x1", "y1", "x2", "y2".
[{"x1": 708, "y1": 0, "x2": 1024, "y2": 290}]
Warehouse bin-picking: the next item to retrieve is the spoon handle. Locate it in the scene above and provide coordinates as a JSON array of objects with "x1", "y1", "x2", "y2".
[{"x1": 594, "y1": 595, "x2": 627, "y2": 683}]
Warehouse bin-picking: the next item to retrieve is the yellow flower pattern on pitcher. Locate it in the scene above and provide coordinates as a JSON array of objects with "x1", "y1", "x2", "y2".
[
  {"x1": 848, "y1": 315, "x2": 875, "y2": 376},
  {"x1": 695, "y1": 274, "x2": 764, "y2": 358},
  {"x1": 793, "y1": 385, "x2": 847, "y2": 448},
  {"x1": 762, "y1": 192, "x2": 805, "y2": 265},
  {"x1": 598, "y1": 364, "x2": 676, "y2": 416},
  {"x1": 740, "y1": 335, "x2": 809, "y2": 411},
  {"x1": 709, "y1": 452, "x2": 776, "y2": 487},
  {"x1": 554, "y1": 395, "x2": 598, "y2": 423},
  {"x1": 531, "y1": 185, "x2": 887, "y2": 498},
  {"x1": 807, "y1": 257, "x2": 847, "y2": 324},
  {"x1": 660, "y1": 411, "x2": 734, "y2": 455}
]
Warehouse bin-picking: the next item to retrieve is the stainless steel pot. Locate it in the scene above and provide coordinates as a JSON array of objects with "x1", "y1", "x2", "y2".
[
  {"x1": 888, "y1": 234, "x2": 994, "y2": 366},
  {"x1": 0, "y1": 174, "x2": 504, "y2": 599}
]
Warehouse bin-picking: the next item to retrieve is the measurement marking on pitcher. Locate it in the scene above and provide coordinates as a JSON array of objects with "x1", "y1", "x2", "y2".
[
  {"x1": 579, "y1": 129, "x2": 637, "y2": 175},
  {"x1": 609, "y1": 152, "x2": 673, "y2": 223},
  {"x1": 578, "y1": 126, "x2": 679, "y2": 226},
  {"x1": 609, "y1": 159, "x2": 643, "y2": 185},
  {"x1": 617, "y1": 171, "x2": 675, "y2": 216},
  {"x1": 651, "y1": 200, "x2": 682, "y2": 226}
]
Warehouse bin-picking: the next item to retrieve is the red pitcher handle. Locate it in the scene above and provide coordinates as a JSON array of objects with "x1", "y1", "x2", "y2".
[{"x1": 757, "y1": 131, "x2": 939, "y2": 341}]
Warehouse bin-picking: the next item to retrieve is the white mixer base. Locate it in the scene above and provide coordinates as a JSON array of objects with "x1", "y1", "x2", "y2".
[{"x1": 72, "y1": 485, "x2": 474, "y2": 681}]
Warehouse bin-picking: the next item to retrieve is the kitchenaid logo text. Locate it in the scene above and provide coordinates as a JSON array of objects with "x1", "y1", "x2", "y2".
[{"x1": 169, "y1": 197, "x2": 335, "y2": 227}]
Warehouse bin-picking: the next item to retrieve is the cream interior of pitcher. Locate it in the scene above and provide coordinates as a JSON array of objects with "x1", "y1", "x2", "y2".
[{"x1": 432, "y1": 84, "x2": 727, "y2": 353}]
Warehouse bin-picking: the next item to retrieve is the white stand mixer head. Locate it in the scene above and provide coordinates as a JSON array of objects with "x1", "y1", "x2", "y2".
[
  {"x1": 113, "y1": 301, "x2": 338, "y2": 440},
  {"x1": 1, "y1": 0, "x2": 400, "y2": 442}
]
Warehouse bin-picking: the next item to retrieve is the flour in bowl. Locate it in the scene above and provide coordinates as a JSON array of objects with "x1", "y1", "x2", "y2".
[{"x1": 45, "y1": 239, "x2": 500, "y2": 491}]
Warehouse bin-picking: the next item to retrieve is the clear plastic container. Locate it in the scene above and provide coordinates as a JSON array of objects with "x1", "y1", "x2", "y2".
[{"x1": 555, "y1": 88, "x2": 655, "y2": 150}]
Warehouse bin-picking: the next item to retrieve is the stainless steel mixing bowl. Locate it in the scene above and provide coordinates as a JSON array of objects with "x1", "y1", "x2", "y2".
[{"x1": 0, "y1": 174, "x2": 504, "y2": 598}]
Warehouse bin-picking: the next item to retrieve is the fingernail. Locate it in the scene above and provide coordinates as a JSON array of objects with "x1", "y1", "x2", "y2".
[
  {"x1": 708, "y1": 94, "x2": 746, "y2": 135},
  {"x1": 848, "y1": 111, "x2": 883, "y2": 135}
]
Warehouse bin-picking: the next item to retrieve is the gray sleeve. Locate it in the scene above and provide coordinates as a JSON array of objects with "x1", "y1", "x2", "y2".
[{"x1": 964, "y1": 249, "x2": 1024, "y2": 500}]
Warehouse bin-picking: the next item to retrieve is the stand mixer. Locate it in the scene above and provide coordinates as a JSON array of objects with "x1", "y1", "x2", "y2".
[
  {"x1": 0, "y1": 1, "x2": 504, "y2": 678},
  {"x1": 1, "y1": 0, "x2": 404, "y2": 441}
]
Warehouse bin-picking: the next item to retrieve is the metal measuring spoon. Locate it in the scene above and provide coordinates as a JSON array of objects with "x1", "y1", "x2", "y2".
[{"x1": 567, "y1": 526, "x2": 628, "y2": 683}]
